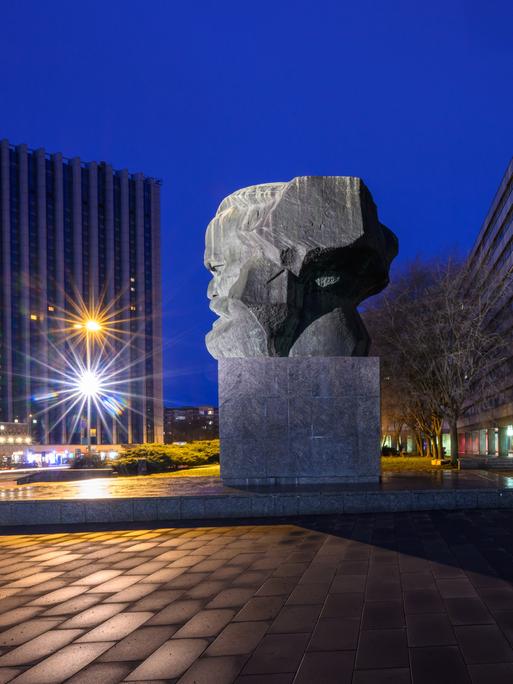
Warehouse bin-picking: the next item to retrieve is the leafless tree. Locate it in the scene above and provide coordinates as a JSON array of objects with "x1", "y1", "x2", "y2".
[{"x1": 364, "y1": 258, "x2": 511, "y2": 464}]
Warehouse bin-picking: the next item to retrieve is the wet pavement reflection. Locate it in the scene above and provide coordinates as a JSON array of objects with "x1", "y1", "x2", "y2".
[{"x1": 0, "y1": 469, "x2": 513, "y2": 501}]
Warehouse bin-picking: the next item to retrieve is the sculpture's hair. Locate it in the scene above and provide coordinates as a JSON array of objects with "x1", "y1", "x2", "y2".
[
  {"x1": 215, "y1": 183, "x2": 285, "y2": 236},
  {"x1": 207, "y1": 176, "x2": 398, "y2": 277}
]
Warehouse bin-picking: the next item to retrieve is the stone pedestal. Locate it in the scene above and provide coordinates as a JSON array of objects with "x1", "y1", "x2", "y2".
[{"x1": 218, "y1": 357, "x2": 380, "y2": 486}]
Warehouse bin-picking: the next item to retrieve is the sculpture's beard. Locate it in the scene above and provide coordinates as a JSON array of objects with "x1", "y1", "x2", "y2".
[
  {"x1": 207, "y1": 297, "x2": 269, "y2": 358},
  {"x1": 207, "y1": 295, "x2": 370, "y2": 358}
]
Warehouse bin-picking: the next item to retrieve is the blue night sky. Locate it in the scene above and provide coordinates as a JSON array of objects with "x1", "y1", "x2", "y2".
[{"x1": 1, "y1": 0, "x2": 512, "y2": 407}]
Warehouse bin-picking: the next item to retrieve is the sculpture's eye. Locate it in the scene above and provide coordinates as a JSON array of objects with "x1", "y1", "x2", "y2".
[
  {"x1": 210, "y1": 263, "x2": 224, "y2": 274},
  {"x1": 315, "y1": 274, "x2": 340, "y2": 288}
]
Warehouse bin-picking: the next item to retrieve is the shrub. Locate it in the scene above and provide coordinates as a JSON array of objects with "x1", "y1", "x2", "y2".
[
  {"x1": 381, "y1": 446, "x2": 399, "y2": 456},
  {"x1": 70, "y1": 452, "x2": 104, "y2": 469},
  {"x1": 113, "y1": 439, "x2": 220, "y2": 475}
]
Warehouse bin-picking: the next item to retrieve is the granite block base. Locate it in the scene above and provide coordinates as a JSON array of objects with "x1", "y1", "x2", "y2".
[{"x1": 218, "y1": 357, "x2": 380, "y2": 486}]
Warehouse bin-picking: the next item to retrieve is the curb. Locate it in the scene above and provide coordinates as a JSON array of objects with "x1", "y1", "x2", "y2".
[{"x1": 0, "y1": 487, "x2": 512, "y2": 526}]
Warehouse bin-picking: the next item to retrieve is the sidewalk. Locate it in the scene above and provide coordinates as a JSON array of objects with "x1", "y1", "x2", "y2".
[{"x1": 0, "y1": 511, "x2": 512, "y2": 683}]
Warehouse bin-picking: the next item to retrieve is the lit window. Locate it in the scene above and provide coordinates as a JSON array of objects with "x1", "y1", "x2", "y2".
[
  {"x1": 130, "y1": 277, "x2": 135, "y2": 282},
  {"x1": 0, "y1": 425, "x2": 4, "y2": 431},
  {"x1": 32, "y1": 419, "x2": 37, "y2": 424},
  {"x1": 47, "y1": 305, "x2": 55, "y2": 312},
  {"x1": 15, "y1": 437, "x2": 22, "y2": 444},
  {"x1": 14, "y1": 419, "x2": 18, "y2": 424},
  {"x1": 130, "y1": 305, "x2": 136, "y2": 311},
  {"x1": 30, "y1": 314, "x2": 38, "y2": 321}
]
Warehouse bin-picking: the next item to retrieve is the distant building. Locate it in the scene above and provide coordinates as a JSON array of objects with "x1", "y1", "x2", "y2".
[
  {"x1": 461, "y1": 156, "x2": 513, "y2": 457},
  {"x1": 0, "y1": 138, "x2": 163, "y2": 445},
  {"x1": 0, "y1": 421, "x2": 32, "y2": 458},
  {"x1": 164, "y1": 406, "x2": 219, "y2": 443}
]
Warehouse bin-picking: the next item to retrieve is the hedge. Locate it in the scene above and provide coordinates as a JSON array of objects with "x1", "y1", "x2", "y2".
[{"x1": 113, "y1": 439, "x2": 220, "y2": 474}]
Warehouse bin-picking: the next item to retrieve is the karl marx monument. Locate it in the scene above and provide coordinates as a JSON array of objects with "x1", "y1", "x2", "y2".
[{"x1": 205, "y1": 176, "x2": 398, "y2": 486}]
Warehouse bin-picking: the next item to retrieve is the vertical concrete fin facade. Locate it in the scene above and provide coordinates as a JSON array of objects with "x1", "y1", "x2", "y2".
[
  {"x1": 119, "y1": 169, "x2": 132, "y2": 443},
  {"x1": 0, "y1": 140, "x2": 163, "y2": 446},
  {"x1": 71, "y1": 157, "x2": 83, "y2": 294},
  {"x1": 151, "y1": 182, "x2": 163, "y2": 442},
  {"x1": 88, "y1": 161, "x2": 99, "y2": 305},
  {"x1": 52, "y1": 152, "x2": 66, "y2": 442},
  {"x1": 35, "y1": 148, "x2": 48, "y2": 441},
  {"x1": 17, "y1": 145, "x2": 30, "y2": 422},
  {"x1": 134, "y1": 173, "x2": 147, "y2": 442},
  {"x1": 0, "y1": 140, "x2": 13, "y2": 420}
]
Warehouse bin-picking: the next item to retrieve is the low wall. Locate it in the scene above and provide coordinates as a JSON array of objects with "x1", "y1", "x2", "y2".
[
  {"x1": 1, "y1": 486, "x2": 513, "y2": 527},
  {"x1": 16, "y1": 468, "x2": 114, "y2": 484}
]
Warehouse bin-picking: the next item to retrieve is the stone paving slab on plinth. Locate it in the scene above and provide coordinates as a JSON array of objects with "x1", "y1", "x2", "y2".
[{"x1": 0, "y1": 470, "x2": 513, "y2": 526}]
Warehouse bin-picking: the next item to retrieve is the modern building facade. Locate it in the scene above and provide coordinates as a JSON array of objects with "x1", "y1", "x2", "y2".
[
  {"x1": 0, "y1": 421, "x2": 32, "y2": 462},
  {"x1": 460, "y1": 156, "x2": 513, "y2": 457},
  {"x1": 0, "y1": 138, "x2": 163, "y2": 445},
  {"x1": 164, "y1": 406, "x2": 218, "y2": 443}
]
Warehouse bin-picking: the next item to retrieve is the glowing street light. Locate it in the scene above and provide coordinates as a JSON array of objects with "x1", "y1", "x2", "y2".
[
  {"x1": 77, "y1": 370, "x2": 100, "y2": 398},
  {"x1": 85, "y1": 320, "x2": 102, "y2": 333},
  {"x1": 75, "y1": 369, "x2": 102, "y2": 458},
  {"x1": 73, "y1": 319, "x2": 103, "y2": 333},
  {"x1": 31, "y1": 292, "x2": 139, "y2": 449}
]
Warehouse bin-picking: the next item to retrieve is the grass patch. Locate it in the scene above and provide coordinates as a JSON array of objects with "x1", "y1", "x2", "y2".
[
  {"x1": 146, "y1": 464, "x2": 221, "y2": 478},
  {"x1": 143, "y1": 457, "x2": 447, "y2": 478},
  {"x1": 381, "y1": 456, "x2": 452, "y2": 472}
]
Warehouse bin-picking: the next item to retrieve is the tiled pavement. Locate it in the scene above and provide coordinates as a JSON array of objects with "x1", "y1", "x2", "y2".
[{"x1": 1, "y1": 511, "x2": 513, "y2": 682}]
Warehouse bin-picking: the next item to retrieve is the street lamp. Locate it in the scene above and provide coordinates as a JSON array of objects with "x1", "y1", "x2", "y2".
[
  {"x1": 73, "y1": 319, "x2": 103, "y2": 332},
  {"x1": 79, "y1": 319, "x2": 103, "y2": 455},
  {"x1": 76, "y1": 369, "x2": 101, "y2": 459},
  {"x1": 85, "y1": 320, "x2": 102, "y2": 333}
]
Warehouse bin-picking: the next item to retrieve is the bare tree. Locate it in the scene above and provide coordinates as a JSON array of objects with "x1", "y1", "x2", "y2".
[{"x1": 364, "y1": 258, "x2": 510, "y2": 465}]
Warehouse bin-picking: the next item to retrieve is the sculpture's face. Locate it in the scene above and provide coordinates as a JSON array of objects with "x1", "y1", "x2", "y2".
[
  {"x1": 205, "y1": 209, "x2": 248, "y2": 310},
  {"x1": 205, "y1": 177, "x2": 398, "y2": 358},
  {"x1": 205, "y1": 204, "x2": 273, "y2": 357}
]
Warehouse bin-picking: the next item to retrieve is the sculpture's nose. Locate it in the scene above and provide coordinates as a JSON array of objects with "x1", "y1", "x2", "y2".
[{"x1": 207, "y1": 279, "x2": 218, "y2": 299}]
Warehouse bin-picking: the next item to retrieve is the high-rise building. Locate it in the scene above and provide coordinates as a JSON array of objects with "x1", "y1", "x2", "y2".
[
  {"x1": 0, "y1": 139, "x2": 163, "y2": 445},
  {"x1": 460, "y1": 156, "x2": 513, "y2": 457}
]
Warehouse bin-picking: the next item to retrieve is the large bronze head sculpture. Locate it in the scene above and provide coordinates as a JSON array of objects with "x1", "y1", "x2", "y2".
[{"x1": 205, "y1": 176, "x2": 397, "y2": 358}]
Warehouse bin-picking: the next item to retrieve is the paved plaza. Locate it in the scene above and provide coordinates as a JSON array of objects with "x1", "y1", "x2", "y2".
[{"x1": 0, "y1": 511, "x2": 512, "y2": 682}]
